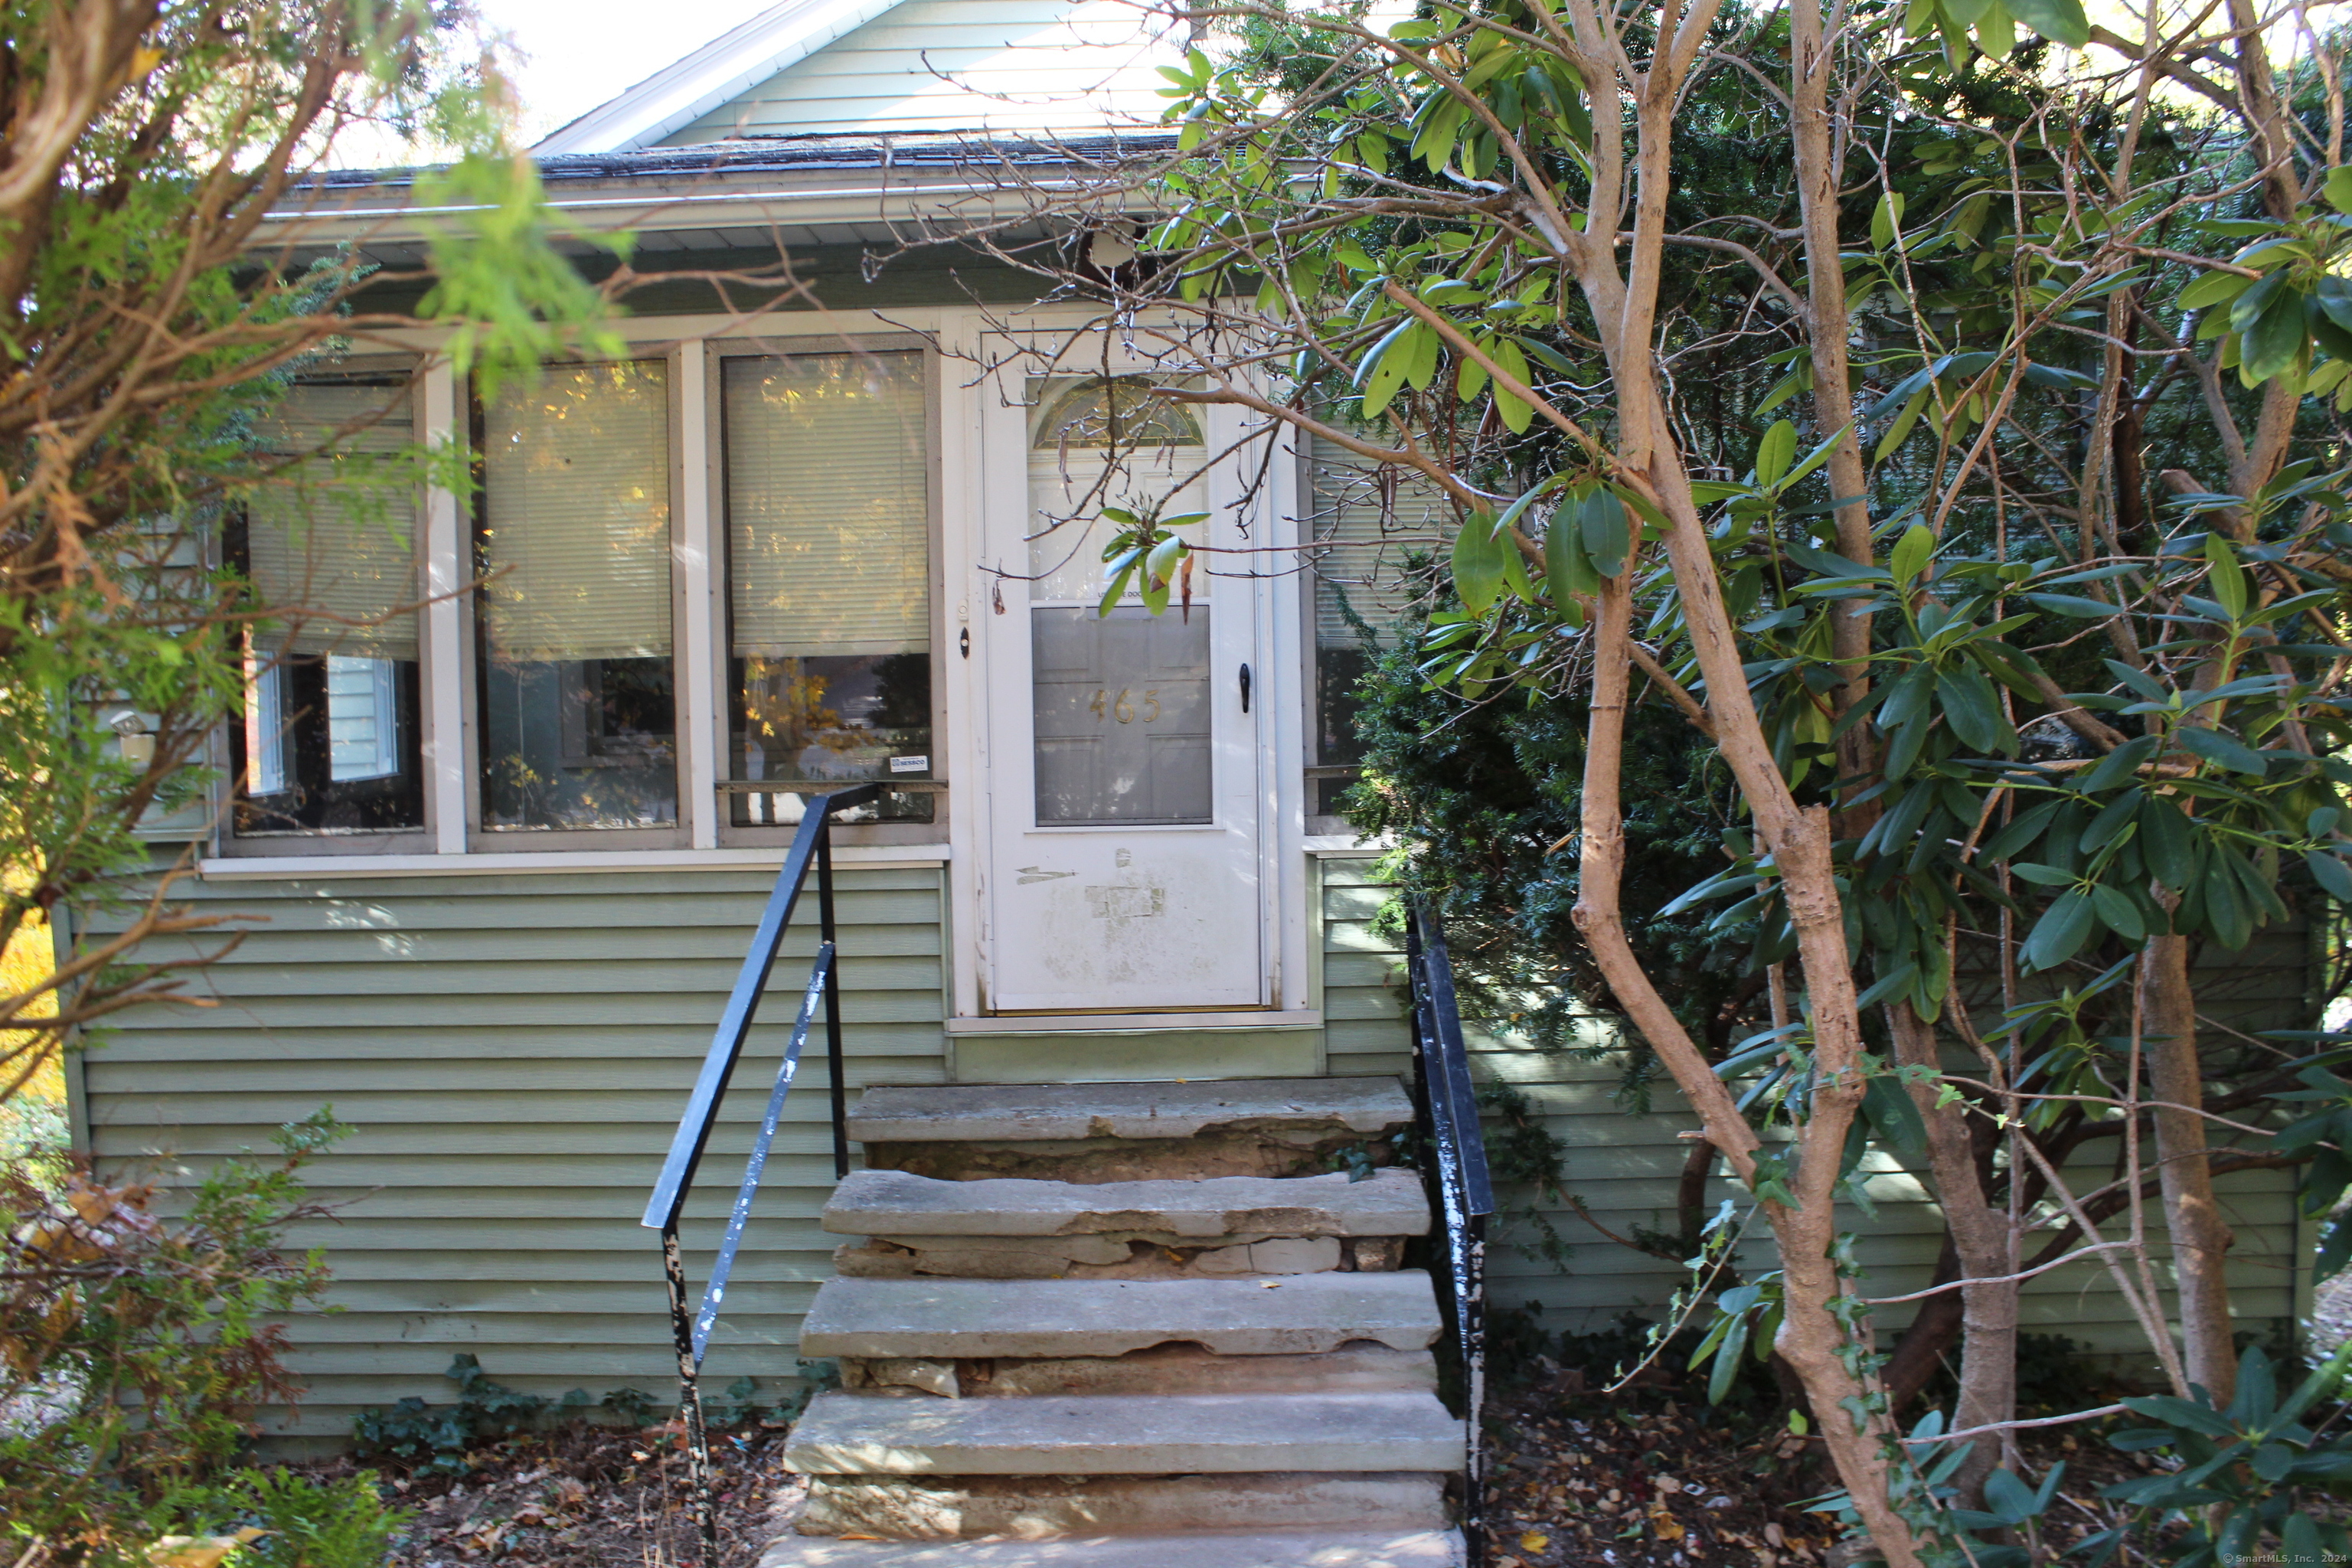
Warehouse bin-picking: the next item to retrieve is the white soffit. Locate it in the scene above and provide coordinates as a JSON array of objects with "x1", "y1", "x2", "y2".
[{"x1": 534, "y1": 0, "x2": 915, "y2": 156}]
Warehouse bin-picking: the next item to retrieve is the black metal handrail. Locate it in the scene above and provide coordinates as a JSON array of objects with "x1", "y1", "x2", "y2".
[
  {"x1": 642, "y1": 782, "x2": 880, "y2": 1560},
  {"x1": 1406, "y1": 898, "x2": 1496, "y2": 1568}
]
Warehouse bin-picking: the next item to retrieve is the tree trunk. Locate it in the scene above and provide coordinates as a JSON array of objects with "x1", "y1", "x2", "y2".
[
  {"x1": 1890, "y1": 1009, "x2": 2017, "y2": 1501},
  {"x1": 2139, "y1": 933, "x2": 2237, "y2": 1402}
]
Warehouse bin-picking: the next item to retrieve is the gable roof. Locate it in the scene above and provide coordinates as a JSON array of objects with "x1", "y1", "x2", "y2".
[{"x1": 534, "y1": 0, "x2": 912, "y2": 156}]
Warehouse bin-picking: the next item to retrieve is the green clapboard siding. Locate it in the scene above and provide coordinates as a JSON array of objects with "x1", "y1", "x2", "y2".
[
  {"x1": 73, "y1": 853, "x2": 2314, "y2": 1446},
  {"x1": 80, "y1": 867, "x2": 945, "y2": 1442},
  {"x1": 1318, "y1": 854, "x2": 2308, "y2": 1374}
]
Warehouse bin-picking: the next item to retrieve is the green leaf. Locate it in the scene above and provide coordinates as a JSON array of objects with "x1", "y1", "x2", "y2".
[
  {"x1": 2079, "y1": 733, "x2": 2158, "y2": 793},
  {"x1": 1452, "y1": 511, "x2": 1511, "y2": 615},
  {"x1": 2090, "y1": 882, "x2": 2146, "y2": 941},
  {"x1": 1546, "y1": 507, "x2": 1600, "y2": 600},
  {"x1": 2240, "y1": 290, "x2": 2309, "y2": 384},
  {"x1": 1982, "y1": 1468, "x2": 2039, "y2": 1527},
  {"x1": 1708, "y1": 1312, "x2": 1749, "y2": 1405},
  {"x1": 1755, "y1": 419, "x2": 1797, "y2": 488},
  {"x1": 2203, "y1": 531, "x2": 2249, "y2": 619},
  {"x1": 1145, "y1": 534, "x2": 1187, "y2": 583},
  {"x1": 2330, "y1": 168, "x2": 2352, "y2": 217},
  {"x1": 2141, "y1": 795, "x2": 2196, "y2": 890},
  {"x1": 2175, "y1": 724, "x2": 2267, "y2": 776},
  {"x1": 1870, "y1": 191, "x2": 1906, "y2": 251},
  {"x1": 1863, "y1": 1073, "x2": 1931, "y2": 1168},
  {"x1": 1974, "y1": 0, "x2": 2016, "y2": 57},
  {"x1": 2021, "y1": 591, "x2": 2117, "y2": 618},
  {"x1": 1890, "y1": 523, "x2": 1934, "y2": 586},
  {"x1": 1581, "y1": 489, "x2": 1632, "y2": 578},
  {"x1": 1491, "y1": 336, "x2": 1535, "y2": 433},
  {"x1": 1874, "y1": 387, "x2": 1931, "y2": 461},
  {"x1": 1356, "y1": 317, "x2": 1415, "y2": 420},
  {"x1": 2230, "y1": 268, "x2": 2289, "y2": 333},
  {"x1": 2024, "y1": 890, "x2": 2098, "y2": 971},
  {"x1": 2011, "y1": 862, "x2": 2076, "y2": 887},
  {"x1": 2082, "y1": 787, "x2": 2143, "y2": 852},
  {"x1": 1936, "y1": 666, "x2": 2008, "y2": 753},
  {"x1": 2119, "y1": 1393, "x2": 2239, "y2": 1439},
  {"x1": 2305, "y1": 848, "x2": 2352, "y2": 903},
  {"x1": 2178, "y1": 269, "x2": 2256, "y2": 312}
]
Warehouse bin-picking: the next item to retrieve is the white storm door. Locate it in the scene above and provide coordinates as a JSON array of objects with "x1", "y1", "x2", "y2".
[{"x1": 976, "y1": 349, "x2": 1269, "y2": 1014}]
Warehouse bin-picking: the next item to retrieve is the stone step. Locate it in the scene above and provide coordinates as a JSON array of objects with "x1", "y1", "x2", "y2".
[
  {"x1": 799, "y1": 1272, "x2": 1442, "y2": 1361},
  {"x1": 845, "y1": 1344, "x2": 1439, "y2": 1400},
  {"x1": 799, "y1": 1471, "x2": 1447, "y2": 1540},
  {"x1": 783, "y1": 1391, "x2": 1465, "y2": 1477},
  {"x1": 757, "y1": 1529, "x2": 1465, "y2": 1568},
  {"x1": 848, "y1": 1079, "x2": 1415, "y2": 1145},
  {"x1": 822, "y1": 1168, "x2": 1429, "y2": 1240}
]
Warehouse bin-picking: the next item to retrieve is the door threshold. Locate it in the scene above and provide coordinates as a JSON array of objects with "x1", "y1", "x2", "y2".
[{"x1": 946, "y1": 1009, "x2": 1321, "y2": 1035}]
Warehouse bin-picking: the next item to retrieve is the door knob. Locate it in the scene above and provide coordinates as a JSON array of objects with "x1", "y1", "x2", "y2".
[{"x1": 1239, "y1": 663, "x2": 1252, "y2": 714}]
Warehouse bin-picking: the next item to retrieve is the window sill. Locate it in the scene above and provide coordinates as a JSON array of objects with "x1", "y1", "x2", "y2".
[
  {"x1": 946, "y1": 1010, "x2": 1321, "y2": 1035},
  {"x1": 1304, "y1": 832, "x2": 1391, "y2": 856},
  {"x1": 197, "y1": 844, "x2": 951, "y2": 880}
]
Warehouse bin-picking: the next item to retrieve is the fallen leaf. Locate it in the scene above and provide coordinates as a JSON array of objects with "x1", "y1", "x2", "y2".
[
  {"x1": 149, "y1": 1529, "x2": 266, "y2": 1568},
  {"x1": 1648, "y1": 1504, "x2": 1685, "y2": 1542},
  {"x1": 1519, "y1": 1532, "x2": 1550, "y2": 1553}
]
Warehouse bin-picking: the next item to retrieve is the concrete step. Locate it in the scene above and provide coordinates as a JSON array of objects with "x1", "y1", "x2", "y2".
[
  {"x1": 848, "y1": 1080, "x2": 1415, "y2": 1145},
  {"x1": 799, "y1": 1272, "x2": 1442, "y2": 1361},
  {"x1": 783, "y1": 1390, "x2": 1465, "y2": 1477},
  {"x1": 822, "y1": 1169, "x2": 1429, "y2": 1241},
  {"x1": 758, "y1": 1529, "x2": 1465, "y2": 1567},
  {"x1": 799, "y1": 1471, "x2": 1447, "y2": 1540}
]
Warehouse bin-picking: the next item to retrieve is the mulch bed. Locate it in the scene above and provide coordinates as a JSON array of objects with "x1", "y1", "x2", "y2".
[
  {"x1": 296, "y1": 1422, "x2": 801, "y2": 1568},
  {"x1": 1476, "y1": 1364, "x2": 2163, "y2": 1568},
  {"x1": 300, "y1": 1335, "x2": 2352, "y2": 1568}
]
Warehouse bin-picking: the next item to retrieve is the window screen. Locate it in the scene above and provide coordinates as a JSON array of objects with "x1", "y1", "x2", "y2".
[
  {"x1": 477, "y1": 361, "x2": 678, "y2": 832},
  {"x1": 234, "y1": 375, "x2": 425, "y2": 836},
  {"x1": 1305, "y1": 432, "x2": 1446, "y2": 800},
  {"x1": 724, "y1": 351, "x2": 933, "y2": 827},
  {"x1": 244, "y1": 379, "x2": 420, "y2": 661}
]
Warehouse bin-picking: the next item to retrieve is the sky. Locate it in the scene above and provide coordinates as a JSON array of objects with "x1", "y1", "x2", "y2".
[{"x1": 473, "y1": 0, "x2": 776, "y2": 145}]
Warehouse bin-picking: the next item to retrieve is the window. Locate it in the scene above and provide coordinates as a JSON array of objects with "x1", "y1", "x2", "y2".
[
  {"x1": 233, "y1": 374, "x2": 425, "y2": 837},
  {"x1": 1304, "y1": 432, "x2": 1442, "y2": 817},
  {"x1": 1027, "y1": 376, "x2": 1211, "y2": 826},
  {"x1": 722, "y1": 350, "x2": 933, "y2": 827},
  {"x1": 476, "y1": 361, "x2": 678, "y2": 833}
]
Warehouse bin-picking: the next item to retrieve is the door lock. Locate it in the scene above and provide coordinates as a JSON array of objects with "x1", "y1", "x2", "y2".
[
  {"x1": 1239, "y1": 663, "x2": 1252, "y2": 714},
  {"x1": 959, "y1": 627, "x2": 971, "y2": 660}
]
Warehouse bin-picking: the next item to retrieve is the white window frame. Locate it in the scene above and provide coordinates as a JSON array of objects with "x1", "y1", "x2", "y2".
[
  {"x1": 707, "y1": 329, "x2": 949, "y2": 850},
  {"x1": 215, "y1": 357, "x2": 437, "y2": 857},
  {"x1": 204, "y1": 311, "x2": 965, "y2": 874}
]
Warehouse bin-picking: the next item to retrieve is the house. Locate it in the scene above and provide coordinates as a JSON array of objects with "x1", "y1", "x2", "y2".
[{"x1": 64, "y1": 0, "x2": 2313, "y2": 1460}]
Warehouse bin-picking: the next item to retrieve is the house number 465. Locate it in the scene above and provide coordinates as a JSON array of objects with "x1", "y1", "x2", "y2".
[{"x1": 1088, "y1": 688, "x2": 1161, "y2": 724}]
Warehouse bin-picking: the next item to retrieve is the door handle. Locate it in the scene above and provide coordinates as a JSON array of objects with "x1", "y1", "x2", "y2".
[{"x1": 1239, "y1": 663, "x2": 1252, "y2": 714}]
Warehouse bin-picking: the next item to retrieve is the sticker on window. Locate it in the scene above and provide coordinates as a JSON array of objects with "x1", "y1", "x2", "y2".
[{"x1": 890, "y1": 756, "x2": 930, "y2": 774}]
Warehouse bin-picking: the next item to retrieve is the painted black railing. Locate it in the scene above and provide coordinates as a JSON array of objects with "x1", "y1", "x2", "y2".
[
  {"x1": 1406, "y1": 898, "x2": 1496, "y2": 1568},
  {"x1": 642, "y1": 782, "x2": 880, "y2": 1560}
]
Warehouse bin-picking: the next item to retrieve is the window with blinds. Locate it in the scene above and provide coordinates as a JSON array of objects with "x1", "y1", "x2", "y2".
[
  {"x1": 723, "y1": 351, "x2": 934, "y2": 828},
  {"x1": 481, "y1": 361, "x2": 675, "y2": 663},
  {"x1": 232, "y1": 373, "x2": 426, "y2": 839},
  {"x1": 1304, "y1": 430, "x2": 1444, "y2": 651},
  {"x1": 476, "y1": 361, "x2": 679, "y2": 833},
  {"x1": 244, "y1": 378, "x2": 420, "y2": 660},
  {"x1": 1303, "y1": 431, "x2": 1449, "y2": 802}
]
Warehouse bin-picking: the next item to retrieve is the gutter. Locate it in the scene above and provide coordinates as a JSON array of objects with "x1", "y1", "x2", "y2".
[{"x1": 260, "y1": 174, "x2": 1158, "y2": 248}]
